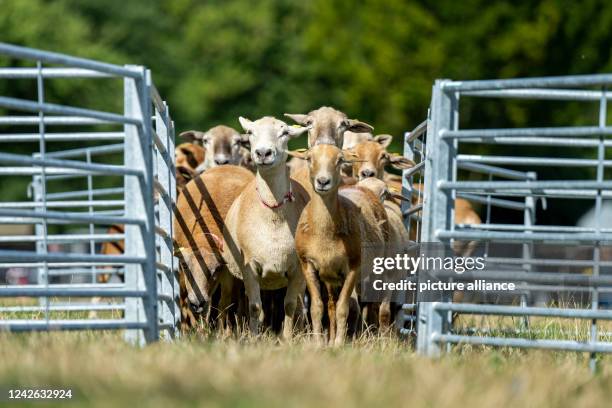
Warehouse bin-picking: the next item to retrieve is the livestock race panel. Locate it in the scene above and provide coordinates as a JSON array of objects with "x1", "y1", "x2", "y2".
[
  {"x1": 416, "y1": 75, "x2": 612, "y2": 371},
  {"x1": 0, "y1": 43, "x2": 179, "y2": 344}
]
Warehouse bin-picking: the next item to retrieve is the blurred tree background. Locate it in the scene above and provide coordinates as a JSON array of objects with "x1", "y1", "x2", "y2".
[{"x1": 1, "y1": 0, "x2": 611, "y2": 223}]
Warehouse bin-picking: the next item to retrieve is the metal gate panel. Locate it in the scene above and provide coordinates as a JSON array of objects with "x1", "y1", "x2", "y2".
[{"x1": 0, "y1": 43, "x2": 179, "y2": 344}]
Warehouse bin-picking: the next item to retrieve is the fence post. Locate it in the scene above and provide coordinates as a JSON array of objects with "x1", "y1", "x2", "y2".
[
  {"x1": 155, "y1": 97, "x2": 178, "y2": 339},
  {"x1": 417, "y1": 80, "x2": 455, "y2": 357},
  {"x1": 123, "y1": 66, "x2": 159, "y2": 345}
]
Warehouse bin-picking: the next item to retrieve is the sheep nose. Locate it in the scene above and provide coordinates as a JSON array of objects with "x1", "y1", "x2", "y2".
[
  {"x1": 360, "y1": 169, "x2": 376, "y2": 179},
  {"x1": 316, "y1": 176, "x2": 331, "y2": 187},
  {"x1": 254, "y1": 148, "x2": 273, "y2": 160},
  {"x1": 214, "y1": 156, "x2": 229, "y2": 165}
]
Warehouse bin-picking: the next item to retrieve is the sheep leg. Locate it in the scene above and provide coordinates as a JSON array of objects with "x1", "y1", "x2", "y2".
[
  {"x1": 243, "y1": 263, "x2": 263, "y2": 335},
  {"x1": 302, "y1": 262, "x2": 324, "y2": 345},
  {"x1": 217, "y1": 269, "x2": 234, "y2": 334},
  {"x1": 325, "y1": 282, "x2": 337, "y2": 346},
  {"x1": 334, "y1": 268, "x2": 358, "y2": 346},
  {"x1": 282, "y1": 274, "x2": 305, "y2": 340}
]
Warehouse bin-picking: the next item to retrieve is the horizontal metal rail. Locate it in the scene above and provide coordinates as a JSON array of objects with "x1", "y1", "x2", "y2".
[
  {"x1": 0, "y1": 96, "x2": 141, "y2": 126},
  {"x1": 0, "y1": 320, "x2": 148, "y2": 332},
  {"x1": 0, "y1": 151, "x2": 142, "y2": 177},
  {"x1": 432, "y1": 270, "x2": 612, "y2": 286},
  {"x1": 0, "y1": 233, "x2": 124, "y2": 243},
  {"x1": 437, "y1": 230, "x2": 612, "y2": 243},
  {"x1": 457, "y1": 223, "x2": 612, "y2": 234},
  {"x1": 0, "y1": 132, "x2": 124, "y2": 142},
  {"x1": 406, "y1": 120, "x2": 428, "y2": 142},
  {"x1": 434, "y1": 334, "x2": 612, "y2": 353},
  {"x1": 46, "y1": 188, "x2": 124, "y2": 200},
  {"x1": 0, "y1": 116, "x2": 120, "y2": 126},
  {"x1": 456, "y1": 193, "x2": 526, "y2": 211},
  {"x1": 0, "y1": 250, "x2": 145, "y2": 264},
  {"x1": 0, "y1": 200, "x2": 124, "y2": 208},
  {"x1": 461, "y1": 88, "x2": 612, "y2": 101},
  {"x1": 0, "y1": 42, "x2": 141, "y2": 79},
  {"x1": 0, "y1": 67, "x2": 114, "y2": 79},
  {"x1": 43, "y1": 143, "x2": 124, "y2": 159},
  {"x1": 0, "y1": 286, "x2": 146, "y2": 298},
  {"x1": 439, "y1": 180, "x2": 612, "y2": 191},
  {"x1": 441, "y1": 126, "x2": 612, "y2": 139},
  {"x1": 458, "y1": 136, "x2": 612, "y2": 147},
  {"x1": 0, "y1": 304, "x2": 125, "y2": 313},
  {"x1": 457, "y1": 154, "x2": 612, "y2": 168},
  {"x1": 457, "y1": 161, "x2": 532, "y2": 180},
  {"x1": 434, "y1": 302, "x2": 612, "y2": 319},
  {"x1": 442, "y1": 73, "x2": 612, "y2": 91},
  {"x1": 0, "y1": 208, "x2": 143, "y2": 225}
]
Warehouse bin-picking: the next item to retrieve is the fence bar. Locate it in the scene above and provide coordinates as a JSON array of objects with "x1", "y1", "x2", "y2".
[
  {"x1": 0, "y1": 42, "x2": 141, "y2": 78},
  {"x1": 0, "y1": 67, "x2": 114, "y2": 78},
  {"x1": 434, "y1": 334, "x2": 612, "y2": 353},
  {"x1": 461, "y1": 88, "x2": 612, "y2": 101},
  {"x1": 0, "y1": 132, "x2": 124, "y2": 142},
  {"x1": 457, "y1": 154, "x2": 611, "y2": 167},
  {"x1": 0, "y1": 96, "x2": 141, "y2": 126},
  {"x1": 442, "y1": 73, "x2": 612, "y2": 91}
]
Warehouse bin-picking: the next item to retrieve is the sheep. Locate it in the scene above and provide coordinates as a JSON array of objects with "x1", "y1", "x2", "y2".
[
  {"x1": 285, "y1": 106, "x2": 373, "y2": 148},
  {"x1": 222, "y1": 116, "x2": 310, "y2": 339},
  {"x1": 350, "y1": 135, "x2": 415, "y2": 181},
  {"x1": 342, "y1": 131, "x2": 373, "y2": 150},
  {"x1": 175, "y1": 142, "x2": 206, "y2": 191},
  {"x1": 347, "y1": 136, "x2": 481, "y2": 245},
  {"x1": 290, "y1": 144, "x2": 389, "y2": 345},
  {"x1": 173, "y1": 165, "x2": 254, "y2": 329},
  {"x1": 180, "y1": 125, "x2": 250, "y2": 172}
]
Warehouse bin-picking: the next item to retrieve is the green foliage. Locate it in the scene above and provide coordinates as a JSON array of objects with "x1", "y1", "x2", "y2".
[{"x1": 0, "y1": 0, "x2": 611, "y2": 221}]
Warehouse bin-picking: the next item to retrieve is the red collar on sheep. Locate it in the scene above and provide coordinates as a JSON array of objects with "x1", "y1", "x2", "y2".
[{"x1": 256, "y1": 184, "x2": 295, "y2": 209}]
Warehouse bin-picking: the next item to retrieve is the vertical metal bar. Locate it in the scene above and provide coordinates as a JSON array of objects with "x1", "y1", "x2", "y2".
[
  {"x1": 166, "y1": 107, "x2": 180, "y2": 334},
  {"x1": 521, "y1": 172, "x2": 536, "y2": 328},
  {"x1": 35, "y1": 60, "x2": 50, "y2": 320},
  {"x1": 402, "y1": 131, "x2": 415, "y2": 234},
  {"x1": 86, "y1": 149, "x2": 96, "y2": 285},
  {"x1": 417, "y1": 80, "x2": 454, "y2": 357},
  {"x1": 123, "y1": 66, "x2": 158, "y2": 345},
  {"x1": 590, "y1": 86, "x2": 607, "y2": 372},
  {"x1": 156, "y1": 102, "x2": 175, "y2": 340}
]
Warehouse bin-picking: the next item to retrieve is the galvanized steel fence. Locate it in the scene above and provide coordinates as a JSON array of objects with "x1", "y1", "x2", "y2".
[
  {"x1": 412, "y1": 75, "x2": 612, "y2": 370},
  {"x1": 0, "y1": 43, "x2": 179, "y2": 345}
]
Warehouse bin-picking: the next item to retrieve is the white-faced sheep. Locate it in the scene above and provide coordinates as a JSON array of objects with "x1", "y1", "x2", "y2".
[{"x1": 223, "y1": 116, "x2": 310, "y2": 339}]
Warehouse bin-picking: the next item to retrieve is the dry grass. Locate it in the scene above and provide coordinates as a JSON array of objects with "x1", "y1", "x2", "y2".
[
  {"x1": 2, "y1": 297, "x2": 612, "y2": 406},
  {"x1": 0, "y1": 328, "x2": 611, "y2": 408}
]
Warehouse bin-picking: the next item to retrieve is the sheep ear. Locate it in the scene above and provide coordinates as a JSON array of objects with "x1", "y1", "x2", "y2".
[
  {"x1": 389, "y1": 154, "x2": 415, "y2": 170},
  {"x1": 341, "y1": 150, "x2": 365, "y2": 164},
  {"x1": 374, "y1": 134, "x2": 393, "y2": 148},
  {"x1": 284, "y1": 113, "x2": 309, "y2": 125},
  {"x1": 238, "y1": 116, "x2": 253, "y2": 132},
  {"x1": 287, "y1": 148, "x2": 309, "y2": 160},
  {"x1": 287, "y1": 124, "x2": 311, "y2": 138},
  {"x1": 347, "y1": 119, "x2": 374, "y2": 133},
  {"x1": 179, "y1": 130, "x2": 203, "y2": 142},
  {"x1": 239, "y1": 133, "x2": 250, "y2": 148}
]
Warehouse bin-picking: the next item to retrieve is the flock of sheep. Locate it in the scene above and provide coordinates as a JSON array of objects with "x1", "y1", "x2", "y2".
[{"x1": 103, "y1": 106, "x2": 481, "y2": 344}]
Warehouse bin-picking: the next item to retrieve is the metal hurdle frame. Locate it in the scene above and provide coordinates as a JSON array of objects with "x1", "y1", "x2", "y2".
[
  {"x1": 0, "y1": 43, "x2": 179, "y2": 345},
  {"x1": 412, "y1": 75, "x2": 612, "y2": 369}
]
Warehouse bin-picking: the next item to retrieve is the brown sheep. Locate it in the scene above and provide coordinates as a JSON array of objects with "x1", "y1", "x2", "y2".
[
  {"x1": 174, "y1": 165, "x2": 254, "y2": 329},
  {"x1": 291, "y1": 144, "x2": 389, "y2": 345}
]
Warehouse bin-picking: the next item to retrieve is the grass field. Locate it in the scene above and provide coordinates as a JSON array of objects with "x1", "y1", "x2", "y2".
[{"x1": 0, "y1": 322, "x2": 611, "y2": 407}]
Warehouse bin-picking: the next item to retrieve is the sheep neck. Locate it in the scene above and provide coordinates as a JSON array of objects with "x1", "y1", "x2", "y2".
[
  {"x1": 255, "y1": 163, "x2": 291, "y2": 206},
  {"x1": 310, "y1": 187, "x2": 341, "y2": 233}
]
